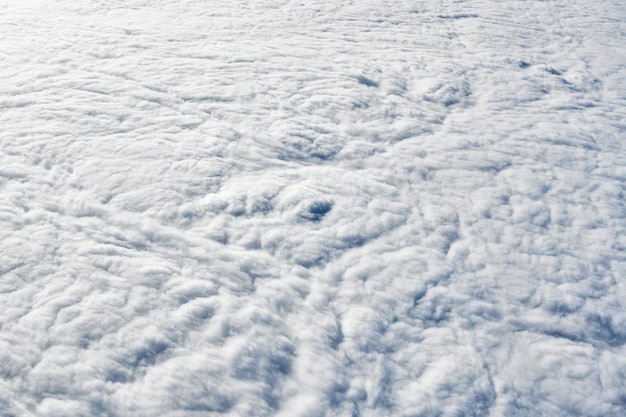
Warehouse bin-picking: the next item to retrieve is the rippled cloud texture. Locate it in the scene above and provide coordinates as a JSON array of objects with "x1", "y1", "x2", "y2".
[{"x1": 1, "y1": 0, "x2": 625, "y2": 416}]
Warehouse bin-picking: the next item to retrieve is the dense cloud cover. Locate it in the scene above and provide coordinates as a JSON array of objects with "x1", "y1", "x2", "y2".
[{"x1": 1, "y1": 0, "x2": 625, "y2": 416}]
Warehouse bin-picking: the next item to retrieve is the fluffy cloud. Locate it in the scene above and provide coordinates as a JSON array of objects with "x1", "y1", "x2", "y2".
[{"x1": 1, "y1": 0, "x2": 625, "y2": 416}]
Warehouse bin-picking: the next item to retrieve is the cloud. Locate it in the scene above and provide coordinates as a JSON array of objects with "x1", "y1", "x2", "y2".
[{"x1": 1, "y1": 0, "x2": 625, "y2": 416}]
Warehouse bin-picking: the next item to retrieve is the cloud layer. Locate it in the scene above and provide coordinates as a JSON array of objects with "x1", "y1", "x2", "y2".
[{"x1": 1, "y1": 0, "x2": 625, "y2": 416}]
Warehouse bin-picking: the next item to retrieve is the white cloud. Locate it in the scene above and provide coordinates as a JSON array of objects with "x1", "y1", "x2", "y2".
[{"x1": 1, "y1": 0, "x2": 625, "y2": 416}]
